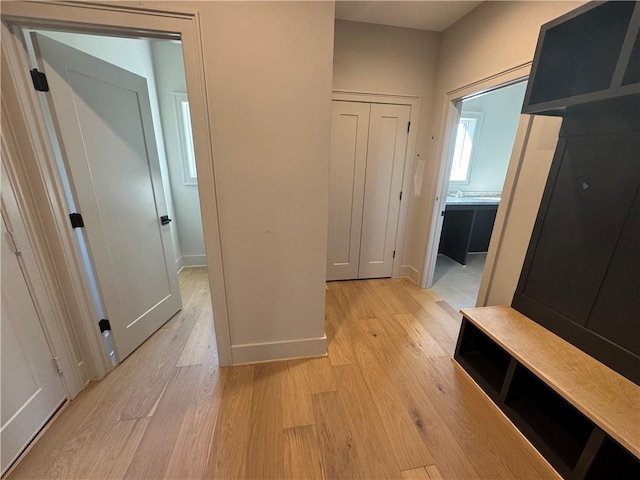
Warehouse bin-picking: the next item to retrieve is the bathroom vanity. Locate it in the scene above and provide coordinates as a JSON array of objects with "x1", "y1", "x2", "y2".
[{"x1": 438, "y1": 196, "x2": 499, "y2": 265}]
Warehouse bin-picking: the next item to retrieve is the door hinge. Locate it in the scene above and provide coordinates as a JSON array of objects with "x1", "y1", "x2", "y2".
[
  {"x1": 69, "y1": 212, "x2": 84, "y2": 229},
  {"x1": 399, "y1": 191, "x2": 403, "y2": 201},
  {"x1": 30, "y1": 69, "x2": 49, "y2": 92},
  {"x1": 441, "y1": 211, "x2": 445, "y2": 217},
  {"x1": 52, "y1": 355, "x2": 63, "y2": 375},
  {"x1": 407, "y1": 121, "x2": 411, "y2": 133},
  {"x1": 7, "y1": 229, "x2": 21, "y2": 254},
  {"x1": 393, "y1": 250, "x2": 396, "y2": 259},
  {"x1": 99, "y1": 319, "x2": 111, "y2": 333}
]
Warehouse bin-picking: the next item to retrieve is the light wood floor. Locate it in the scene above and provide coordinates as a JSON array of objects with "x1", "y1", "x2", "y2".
[{"x1": 7, "y1": 268, "x2": 558, "y2": 479}]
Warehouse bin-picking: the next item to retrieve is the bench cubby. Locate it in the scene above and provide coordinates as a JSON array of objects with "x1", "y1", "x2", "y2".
[{"x1": 454, "y1": 307, "x2": 640, "y2": 480}]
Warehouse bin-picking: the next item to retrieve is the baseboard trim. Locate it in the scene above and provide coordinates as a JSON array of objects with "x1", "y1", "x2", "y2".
[
  {"x1": 399, "y1": 265, "x2": 420, "y2": 284},
  {"x1": 175, "y1": 255, "x2": 184, "y2": 273},
  {"x1": 182, "y1": 254, "x2": 207, "y2": 267},
  {"x1": 1, "y1": 399, "x2": 69, "y2": 478},
  {"x1": 231, "y1": 335, "x2": 327, "y2": 365},
  {"x1": 176, "y1": 255, "x2": 206, "y2": 273}
]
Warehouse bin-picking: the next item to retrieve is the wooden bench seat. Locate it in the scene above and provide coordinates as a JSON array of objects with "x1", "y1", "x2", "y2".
[{"x1": 455, "y1": 305, "x2": 639, "y2": 479}]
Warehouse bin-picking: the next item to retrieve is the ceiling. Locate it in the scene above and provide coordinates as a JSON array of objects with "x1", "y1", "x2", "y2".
[{"x1": 335, "y1": 1, "x2": 483, "y2": 32}]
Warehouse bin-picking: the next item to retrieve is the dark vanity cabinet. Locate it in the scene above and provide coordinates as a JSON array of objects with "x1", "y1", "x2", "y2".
[{"x1": 438, "y1": 202, "x2": 498, "y2": 265}]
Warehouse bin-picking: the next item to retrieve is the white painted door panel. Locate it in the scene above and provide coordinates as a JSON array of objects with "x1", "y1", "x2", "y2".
[
  {"x1": 1, "y1": 217, "x2": 66, "y2": 475},
  {"x1": 358, "y1": 104, "x2": 410, "y2": 279},
  {"x1": 327, "y1": 101, "x2": 370, "y2": 281},
  {"x1": 32, "y1": 34, "x2": 181, "y2": 360}
]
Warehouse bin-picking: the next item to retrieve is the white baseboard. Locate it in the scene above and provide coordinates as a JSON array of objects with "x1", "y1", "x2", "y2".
[
  {"x1": 231, "y1": 335, "x2": 327, "y2": 364},
  {"x1": 176, "y1": 254, "x2": 207, "y2": 273},
  {"x1": 399, "y1": 265, "x2": 420, "y2": 284},
  {"x1": 182, "y1": 254, "x2": 207, "y2": 267}
]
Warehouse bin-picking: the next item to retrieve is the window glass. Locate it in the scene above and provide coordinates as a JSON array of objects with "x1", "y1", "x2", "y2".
[
  {"x1": 174, "y1": 93, "x2": 197, "y2": 185},
  {"x1": 449, "y1": 116, "x2": 478, "y2": 183}
]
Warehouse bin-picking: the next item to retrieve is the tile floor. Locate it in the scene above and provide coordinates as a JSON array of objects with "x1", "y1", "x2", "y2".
[{"x1": 430, "y1": 253, "x2": 486, "y2": 312}]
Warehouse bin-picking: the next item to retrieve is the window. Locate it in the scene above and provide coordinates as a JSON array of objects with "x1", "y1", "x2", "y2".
[
  {"x1": 173, "y1": 92, "x2": 197, "y2": 185},
  {"x1": 449, "y1": 113, "x2": 481, "y2": 183}
]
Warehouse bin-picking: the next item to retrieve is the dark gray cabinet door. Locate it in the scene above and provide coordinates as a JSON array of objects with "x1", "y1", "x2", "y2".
[
  {"x1": 586, "y1": 188, "x2": 639, "y2": 356},
  {"x1": 521, "y1": 130, "x2": 639, "y2": 325}
]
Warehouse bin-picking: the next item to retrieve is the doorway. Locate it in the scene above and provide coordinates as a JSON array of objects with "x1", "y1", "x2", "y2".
[
  {"x1": 429, "y1": 80, "x2": 528, "y2": 311},
  {"x1": 0, "y1": 24, "x2": 219, "y2": 473},
  {"x1": 20, "y1": 28, "x2": 212, "y2": 362}
]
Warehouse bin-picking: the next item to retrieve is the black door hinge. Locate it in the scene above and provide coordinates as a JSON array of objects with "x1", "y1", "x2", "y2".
[
  {"x1": 69, "y1": 213, "x2": 84, "y2": 228},
  {"x1": 393, "y1": 250, "x2": 396, "y2": 259},
  {"x1": 99, "y1": 319, "x2": 111, "y2": 333},
  {"x1": 399, "y1": 191, "x2": 403, "y2": 201},
  {"x1": 30, "y1": 69, "x2": 49, "y2": 92},
  {"x1": 407, "y1": 121, "x2": 411, "y2": 133}
]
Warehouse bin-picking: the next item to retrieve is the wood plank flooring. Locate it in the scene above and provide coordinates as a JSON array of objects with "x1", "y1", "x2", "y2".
[{"x1": 6, "y1": 268, "x2": 559, "y2": 479}]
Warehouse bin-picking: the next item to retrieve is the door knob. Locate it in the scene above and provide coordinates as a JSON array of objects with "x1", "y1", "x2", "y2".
[{"x1": 160, "y1": 215, "x2": 172, "y2": 225}]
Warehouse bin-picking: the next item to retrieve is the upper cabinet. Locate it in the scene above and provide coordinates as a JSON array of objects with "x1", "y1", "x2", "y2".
[{"x1": 523, "y1": 1, "x2": 640, "y2": 116}]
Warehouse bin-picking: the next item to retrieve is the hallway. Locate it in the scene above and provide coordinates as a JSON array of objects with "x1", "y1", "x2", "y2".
[{"x1": 7, "y1": 271, "x2": 556, "y2": 479}]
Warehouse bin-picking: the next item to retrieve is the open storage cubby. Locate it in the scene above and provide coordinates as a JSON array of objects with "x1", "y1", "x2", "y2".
[
  {"x1": 523, "y1": 1, "x2": 640, "y2": 115},
  {"x1": 504, "y1": 364, "x2": 594, "y2": 475},
  {"x1": 584, "y1": 436, "x2": 640, "y2": 479},
  {"x1": 454, "y1": 319, "x2": 510, "y2": 399},
  {"x1": 454, "y1": 307, "x2": 640, "y2": 480},
  {"x1": 528, "y1": 1, "x2": 634, "y2": 104}
]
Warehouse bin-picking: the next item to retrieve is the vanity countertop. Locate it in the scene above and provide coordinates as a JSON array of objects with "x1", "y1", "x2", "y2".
[{"x1": 446, "y1": 196, "x2": 500, "y2": 205}]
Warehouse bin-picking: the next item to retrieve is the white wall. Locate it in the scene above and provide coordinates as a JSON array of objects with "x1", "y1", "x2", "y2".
[
  {"x1": 150, "y1": 40, "x2": 206, "y2": 269},
  {"x1": 450, "y1": 81, "x2": 528, "y2": 193},
  {"x1": 401, "y1": 1, "x2": 586, "y2": 289},
  {"x1": 144, "y1": 1, "x2": 334, "y2": 361},
  {"x1": 31, "y1": 30, "x2": 182, "y2": 265},
  {"x1": 333, "y1": 19, "x2": 440, "y2": 282}
]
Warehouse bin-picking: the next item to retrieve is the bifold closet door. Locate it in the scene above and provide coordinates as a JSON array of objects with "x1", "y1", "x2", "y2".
[
  {"x1": 359, "y1": 103, "x2": 410, "y2": 279},
  {"x1": 327, "y1": 101, "x2": 370, "y2": 281}
]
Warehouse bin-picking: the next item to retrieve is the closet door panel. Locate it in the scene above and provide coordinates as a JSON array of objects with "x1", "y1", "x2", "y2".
[
  {"x1": 327, "y1": 101, "x2": 370, "y2": 281},
  {"x1": 359, "y1": 104, "x2": 410, "y2": 279}
]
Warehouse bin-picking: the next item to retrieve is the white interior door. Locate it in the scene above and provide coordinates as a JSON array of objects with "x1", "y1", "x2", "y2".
[
  {"x1": 327, "y1": 101, "x2": 370, "y2": 281},
  {"x1": 358, "y1": 103, "x2": 411, "y2": 279},
  {"x1": 1, "y1": 215, "x2": 67, "y2": 475},
  {"x1": 32, "y1": 33, "x2": 182, "y2": 360}
]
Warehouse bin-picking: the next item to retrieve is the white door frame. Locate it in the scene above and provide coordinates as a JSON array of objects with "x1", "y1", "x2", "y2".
[
  {"x1": 1, "y1": 1, "x2": 233, "y2": 378},
  {"x1": 332, "y1": 90, "x2": 420, "y2": 279},
  {"x1": 420, "y1": 64, "x2": 532, "y2": 290}
]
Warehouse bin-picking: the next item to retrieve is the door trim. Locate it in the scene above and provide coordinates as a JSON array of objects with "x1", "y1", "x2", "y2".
[
  {"x1": 419, "y1": 64, "x2": 532, "y2": 290},
  {"x1": 332, "y1": 90, "x2": 420, "y2": 280},
  {"x1": 1, "y1": 118, "x2": 80, "y2": 398},
  {"x1": 1, "y1": 1, "x2": 233, "y2": 373}
]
